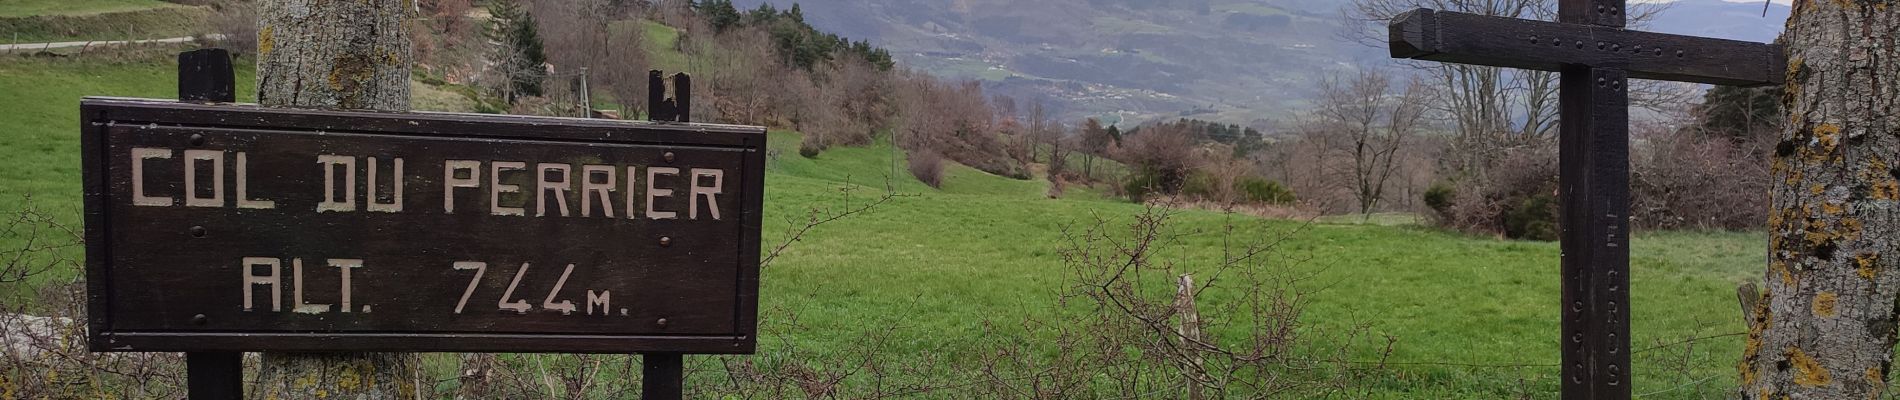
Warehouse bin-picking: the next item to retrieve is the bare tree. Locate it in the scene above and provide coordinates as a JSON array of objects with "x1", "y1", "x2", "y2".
[
  {"x1": 1343, "y1": 0, "x2": 1670, "y2": 176},
  {"x1": 1079, "y1": 117, "x2": 1115, "y2": 180},
  {"x1": 1314, "y1": 70, "x2": 1429, "y2": 216}
]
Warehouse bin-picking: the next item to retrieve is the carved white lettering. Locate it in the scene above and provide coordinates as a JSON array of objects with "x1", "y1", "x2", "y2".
[
  {"x1": 491, "y1": 161, "x2": 526, "y2": 216},
  {"x1": 452, "y1": 261, "x2": 486, "y2": 314},
  {"x1": 542, "y1": 264, "x2": 577, "y2": 315},
  {"x1": 367, "y1": 157, "x2": 403, "y2": 213},
  {"x1": 586, "y1": 290, "x2": 611, "y2": 316},
  {"x1": 316, "y1": 155, "x2": 356, "y2": 212},
  {"x1": 536, "y1": 163, "x2": 572, "y2": 217},
  {"x1": 330, "y1": 259, "x2": 363, "y2": 312},
  {"x1": 498, "y1": 263, "x2": 533, "y2": 313},
  {"x1": 132, "y1": 148, "x2": 173, "y2": 207},
  {"x1": 444, "y1": 160, "x2": 481, "y2": 213},
  {"x1": 581, "y1": 165, "x2": 615, "y2": 218},
  {"x1": 291, "y1": 258, "x2": 332, "y2": 314},
  {"x1": 625, "y1": 166, "x2": 642, "y2": 219},
  {"x1": 183, "y1": 150, "x2": 224, "y2": 207},
  {"x1": 689, "y1": 168, "x2": 724, "y2": 220},
  {"x1": 242, "y1": 257, "x2": 281, "y2": 312},
  {"x1": 646, "y1": 167, "x2": 679, "y2": 220},
  {"x1": 235, "y1": 152, "x2": 275, "y2": 209}
]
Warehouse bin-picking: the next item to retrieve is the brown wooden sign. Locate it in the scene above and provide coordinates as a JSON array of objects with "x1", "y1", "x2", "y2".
[{"x1": 81, "y1": 97, "x2": 764, "y2": 354}]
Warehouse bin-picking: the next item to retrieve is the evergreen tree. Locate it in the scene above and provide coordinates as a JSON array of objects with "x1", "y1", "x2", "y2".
[
  {"x1": 486, "y1": 0, "x2": 546, "y2": 101},
  {"x1": 1695, "y1": 85, "x2": 1783, "y2": 142},
  {"x1": 696, "y1": 0, "x2": 742, "y2": 32}
]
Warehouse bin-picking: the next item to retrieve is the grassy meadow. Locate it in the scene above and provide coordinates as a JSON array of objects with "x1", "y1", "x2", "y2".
[
  {"x1": 0, "y1": 0, "x2": 209, "y2": 43},
  {"x1": 0, "y1": 49, "x2": 1778, "y2": 398},
  {"x1": 0, "y1": 0, "x2": 181, "y2": 18}
]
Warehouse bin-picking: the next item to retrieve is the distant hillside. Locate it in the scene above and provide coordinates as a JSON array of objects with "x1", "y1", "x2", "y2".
[
  {"x1": 731, "y1": 0, "x2": 1378, "y2": 128},
  {"x1": 740, "y1": 0, "x2": 1787, "y2": 127}
]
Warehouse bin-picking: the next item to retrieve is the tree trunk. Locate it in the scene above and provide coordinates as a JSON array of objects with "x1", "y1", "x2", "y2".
[
  {"x1": 256, "y1": 0, "x2": 410, "y2": 110},
  {"x1": 1741, "y1": 1, "x2": 1898, "y2": 398},
  {"x1": 253, "y1": 0, "x2": 419, "y2": 398}
]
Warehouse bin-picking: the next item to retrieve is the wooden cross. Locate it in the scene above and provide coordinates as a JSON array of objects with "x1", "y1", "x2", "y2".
[{"x1": 1387, "y1": 1, "x2": 1783, "y2": 398}]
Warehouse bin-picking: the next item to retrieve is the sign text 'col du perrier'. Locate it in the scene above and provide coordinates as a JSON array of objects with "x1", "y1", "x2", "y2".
[{"x1": 81, "y1": 97, "x2": 765, "y2": 354}]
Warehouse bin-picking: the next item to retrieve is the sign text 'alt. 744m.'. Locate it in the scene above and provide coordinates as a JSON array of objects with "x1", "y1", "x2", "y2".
[{"x1": 81, "y1": 97, "x2": 766, "y2": 354}]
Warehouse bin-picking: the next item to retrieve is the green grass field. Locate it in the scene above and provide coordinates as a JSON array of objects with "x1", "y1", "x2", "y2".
[
  {"x1": 629, "y1": 19, "x2": 686, "y2": 73},
  {"x1": 0, "y1": 0, "x2": 179, "y2": 18},
  {"x1": 0, "y1": 50, "x2": 1781, "y2": 398},
  {"x1": 1, "y1": 3, "x2": 209, "y2": 43}
]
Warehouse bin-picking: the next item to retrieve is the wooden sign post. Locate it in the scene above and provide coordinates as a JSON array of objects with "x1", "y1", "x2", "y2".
[
  {"x1": 176, "y1": 48, "x2": 244, "y2": 400},
  {"x1": 84, "y1": 52, "x2": 764, "y2": 400},
  {"x1": 1387, "y1": 1, "x2": 1782, "y2": 398}
]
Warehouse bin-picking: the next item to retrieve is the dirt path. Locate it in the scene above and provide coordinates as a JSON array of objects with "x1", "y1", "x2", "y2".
[{"x1": 0, "y1": 34, "x2": 219, "y2": 51}]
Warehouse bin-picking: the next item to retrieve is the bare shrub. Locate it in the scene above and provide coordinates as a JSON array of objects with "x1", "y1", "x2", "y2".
[
  {"x1": 1431, "y1": 140, "x2": 1560, "y2": 239},
  {"x1": 1, "y1": 198, "x2": 188, "y2": 398},
  {"x1": 893, "y1": 73, "x2": 1023, "y2": 179},
  {"x1": 907, "y1": 150, "x2": 944, "y2": 188},
  {"x1": 414, "y1": 0, "x2": 484, "y2": 83},
  {"x1": 1630, "y1": 123, "x2": 1771, "y2": 230},
  {"x1": 1115, "y1": 122, "x2": 1196, "y2": 193},
  {"x1": 972, "y1": 202, "x2": 1390, "y2": 397}
]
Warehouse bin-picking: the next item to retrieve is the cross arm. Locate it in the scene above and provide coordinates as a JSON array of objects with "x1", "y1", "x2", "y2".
[{"x1": 1389, "y1": 8, "x2": 1785, "y2": 87}]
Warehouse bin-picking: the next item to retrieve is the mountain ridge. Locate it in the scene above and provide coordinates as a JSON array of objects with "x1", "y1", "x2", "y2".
[{"x1": 736, "y1": 0, "x2": 1787, "y2": 127}]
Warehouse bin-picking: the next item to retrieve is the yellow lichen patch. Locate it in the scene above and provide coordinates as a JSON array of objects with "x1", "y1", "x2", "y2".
[
  {"x1": 1813, "y1": 184, "x2": 1830, "y2": 195},
  {"x1": 1857, "y1": 253, "x2": 1880, "y2": 279},
  {"x1": 259, "y1": 26, "x2": 275, "y2": 57},
  {"x1": 1775, "y1": 259, "x2": 1796, "y2": 285},
  {"x1": 1874, "y1": 180, "x2": 1900, "y2": 201},
  {"x1": 1806, "y1": 123, "x2": 1843, "y2": 164},
  {"x1": 336, "y1": 363, "x2": 362, "y2": 389},
  {"x1": 1788, "y1": 56, "x2": 1805, "y2": 85},
  {"x1": 1813, "y1": 291, "x2": 1839, "y2": 317},
  {"x1": 1870, "y1": 367, "x2": 1885, "y2": 385},
  {"x1": 1805, "y1": 219, "x2": 1832, "y2": 246},
  {"x1": 1791, "y1": 347, "x2": 1833, "y2": 387},
  {"x1": 293, "y1": 373, "x2": 318, "y2": 389},
  {"x1": 1740, "y1": 361, "x2": 1759, "y2": 387},
  {"x1": 1842, "y1": 218, "x2": 1864, "y2": 240},
  {"x1": 1823, "y1": 202, "x2": 1846, "y2": 215}
]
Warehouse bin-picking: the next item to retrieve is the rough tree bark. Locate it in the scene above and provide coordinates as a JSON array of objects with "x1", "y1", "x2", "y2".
[
  {"x1": 1740, "y1": 1, "x2": 1898, "y2": 398},
  {"x1": 253, "y1": 0, "x2": 420, "y2": 398},
  {"x1": 257, "y1": 0, "x2": 411, "y2": 110}
]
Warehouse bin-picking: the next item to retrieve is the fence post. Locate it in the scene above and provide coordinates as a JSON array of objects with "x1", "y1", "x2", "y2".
[
  {"x1": 177, "y1": 48, "x2": 244, "y2": 400},
  {"x1": 578, "y1": 66, "x2": 590, "y2": 118},
  {"x1": 1176, "y1": 274, "x2": 1205, "y2": 400}
]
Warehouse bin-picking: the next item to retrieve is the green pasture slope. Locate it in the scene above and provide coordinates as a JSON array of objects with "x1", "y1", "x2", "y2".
[
  {"x1": 0, "y1": 51, "x2": 1780, "y2": 398},
  {"x1": 0, "y1": 0, "x2": 210, "y2": 43}
]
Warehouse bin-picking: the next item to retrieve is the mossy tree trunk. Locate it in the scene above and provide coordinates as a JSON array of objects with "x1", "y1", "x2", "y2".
[
  {"x1": 1740, "y1": 1, "x2": 1899, "y2": 398},
  {"x1": 253, "y1": 0, "x2": 419, "y2": 398}
]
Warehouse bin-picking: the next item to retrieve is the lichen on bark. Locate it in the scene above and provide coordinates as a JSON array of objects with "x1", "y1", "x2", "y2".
[
  {"x1": 255, "y1": 0, "x2": 411, "y2": 111},
  {"x1": 1741, "y1": 0, "x2": 1900, "y2": 398}
]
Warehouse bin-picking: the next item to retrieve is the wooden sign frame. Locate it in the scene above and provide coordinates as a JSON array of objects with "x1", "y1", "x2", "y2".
[{"x1": 81, "y1": 97, "x2": 764, "y2": 354}]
